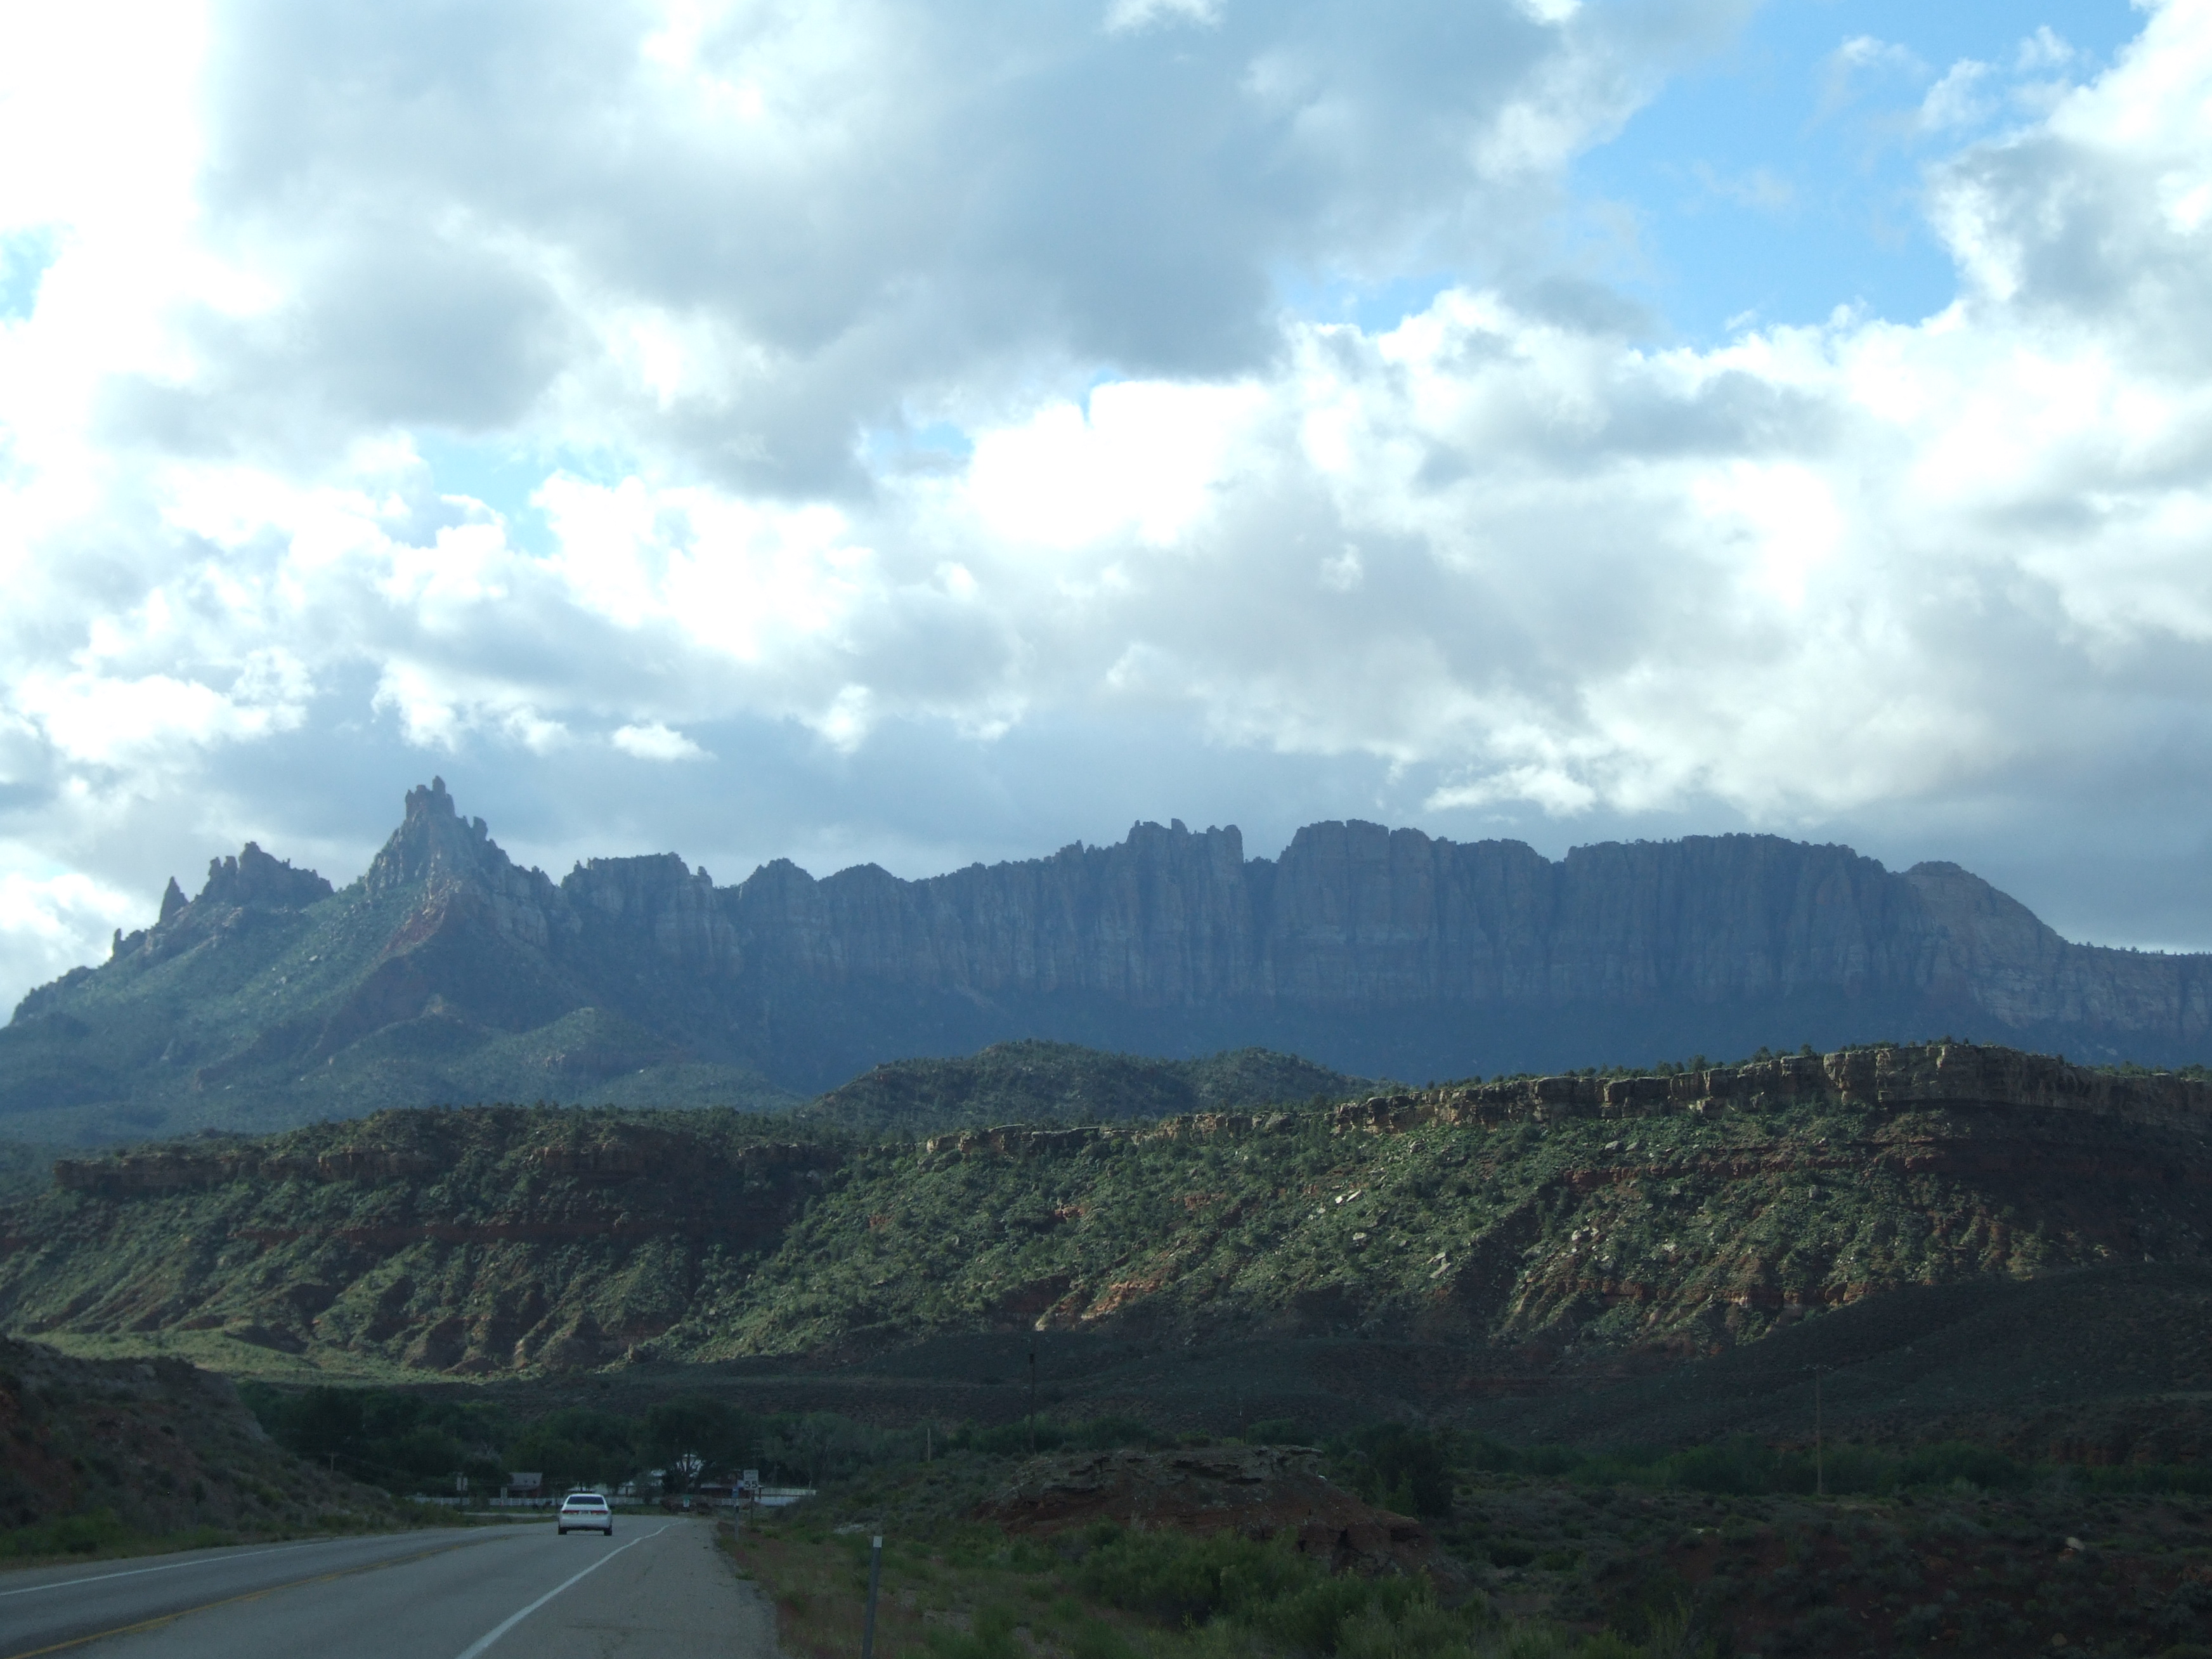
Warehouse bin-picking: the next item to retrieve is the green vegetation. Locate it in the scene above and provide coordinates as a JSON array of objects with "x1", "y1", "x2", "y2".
[
  {"x1": 0, "y1": 1140, "x2": 57, "y2": 1201},
  {"x1": 803, "y1": 1041, "x2": 1369, "y2": 1136},
  {"x1": 0, "y1": 1336, "x2": 401, "y2": 1563},
  {"x1": 0, "y1": 1507, "x2": 132, "y2": 1559},
  {"x1": 740, "y1": 1514, "x2": 1650, "y2": 1659},
  {"x1": 935, "y1": 1415, "x2": 1177, "y2": 1458},
  {"x1": 240, "y1": 1382, "x2": 927, "y2": 1496},
  {"x1": 1337, "y1": 1424, "x2": 1457, "y2": 1518},
  {"x1": 744, "y1": 1462, "x2": 2212, "y2": 1656},
  {"x1": 765, "y1": 1425, "x2": 2212, "y2": 1656},
  {"x1": 0, "y1": 1509, "x2": 249, "y2": 1563},
  {"x1": 1068, "y1": 1523, "x2": 1477, "y2": 1652},
  {"x1": 1464, "y1": 1434, "x2": 2212, "y2": 1500},
  {"x1": 6, "y1": 1043, "x2": 2212, "y2": 1409},
  {"x1": 703, "y1": 1082, "x2": 2115, "y2": 1367},
  {"x1": 0, "y1": 870, "x2": 805, "y2": 1142}
]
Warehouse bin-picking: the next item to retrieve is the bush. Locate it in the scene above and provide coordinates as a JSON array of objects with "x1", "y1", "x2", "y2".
[
  {"x1": 1251, "y1": 1575, "x2": 1433, "y2": 1656},
  {"x1": 1074, "y1": 1526, "x2": 1312, "y2": 1626},
  {"x1": 1334, "y1": 1425, "x2": 1457, "y2": 1517}
]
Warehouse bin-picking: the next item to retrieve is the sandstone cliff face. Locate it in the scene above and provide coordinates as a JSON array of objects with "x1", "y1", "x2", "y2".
[
  {"x1": 699, "y1": 818, "x2": 2212, "y2": 1052},
  {"x1": 12, "y1": 783, "x2": 2212, "y2": 1138},
  {"x1": 138, "y1": 782, "x2": 2212, "y2": 1049}
]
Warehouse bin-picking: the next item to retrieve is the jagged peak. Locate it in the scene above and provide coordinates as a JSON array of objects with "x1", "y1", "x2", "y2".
[
  {"x1": 365, "y1": 778, "x2": 521, "y2": 896},
  {"x1": 405, "y1": 775, "x2": 455, "y2": 821},
  {"x1": 1122, "y1": 817, "x2": 1243, "y2": 856},
  {"x1": 157, "y1": 877, "x2": 186, "y2": 925},
  {"x1": 192, "y1": 842, "x2": 333, "y2": 913}
]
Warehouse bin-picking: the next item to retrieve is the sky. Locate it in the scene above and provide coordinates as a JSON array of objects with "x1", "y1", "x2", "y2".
[{"x1": 3, "y1": 0, "x2": 2210, "y2": 1012}]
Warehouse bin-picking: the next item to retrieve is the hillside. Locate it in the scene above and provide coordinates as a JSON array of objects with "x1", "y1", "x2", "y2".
[
  {"x1": 799, "y1": 1041, "x2": 1365, "y2": 1135},
  {"x1": 7, "y1": 778, "x2": 2212, "y2": 1143},
  {"x1": 7, "y1": 1041, "x2": 2212, "y2": 1452},
  {"x1": 1, "y1": 1335, "x2": 398, "y2": 1545}
]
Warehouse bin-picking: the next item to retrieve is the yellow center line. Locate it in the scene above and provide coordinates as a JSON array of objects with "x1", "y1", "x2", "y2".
[{"x1": 1, "y1": 1539, "x2": 479, "y2": 1659}]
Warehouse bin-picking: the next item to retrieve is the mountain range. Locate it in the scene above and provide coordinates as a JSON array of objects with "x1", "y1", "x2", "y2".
[{"x1": 4, "y1": 776, "x2": 2209, "y2": 1142}]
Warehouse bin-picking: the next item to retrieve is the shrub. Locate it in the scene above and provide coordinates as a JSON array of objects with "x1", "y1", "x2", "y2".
[
  {"x1": 1072, "y1": 1524, "x2": 1488, "y2": 1656},
  {"x1": 925, "y1": 1603, "x2": 1022, "y2": 1659},
  {"x1": 1335, "y1": 1425, "x2": 1457, "y2": 1518},
  {"x1": 0, "y1": 1508, "x2": 131, "y2": 1559}
]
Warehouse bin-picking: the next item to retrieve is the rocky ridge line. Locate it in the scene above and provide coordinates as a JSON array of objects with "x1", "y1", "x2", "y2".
[{"x1": 918, "y1": 1042, "x2": 2212, "y2": 1162}]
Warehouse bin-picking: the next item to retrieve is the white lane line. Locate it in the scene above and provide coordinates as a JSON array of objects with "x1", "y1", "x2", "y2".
[
  {"x1": 452, "y1": 1525, "x2": 669, "y2": 1659},
  {"x1": 0, "y1": 1532, "x2": 455, "y2": 1600},
  {"x1": 0, "y1": 1546, "x2": 291, "y2": 1600}
]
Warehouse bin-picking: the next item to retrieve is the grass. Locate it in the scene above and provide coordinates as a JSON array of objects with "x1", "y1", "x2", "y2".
[
  {"x1": 739, "y1": 1434, "x2": 2212, "y2": 1656},
  {"x1": 725, "y1": 1514, "x2": 1648, "y2": 1659},
  {"x1": 0, "y1": 1504, "x2": 453, "y2": 1571},
  {"x1": 1438, "y1": 1461, "x2": 2212, "y2": 1655}
]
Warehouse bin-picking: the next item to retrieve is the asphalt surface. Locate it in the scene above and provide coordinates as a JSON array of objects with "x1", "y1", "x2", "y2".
[{"x1": 0, "y1": 1516, "x2": 772, "y2": 1658}]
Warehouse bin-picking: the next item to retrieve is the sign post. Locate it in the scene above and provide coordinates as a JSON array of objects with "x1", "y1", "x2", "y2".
[{"x1": 860, "y1": 1535, "x2": 883, "y2": 1659}]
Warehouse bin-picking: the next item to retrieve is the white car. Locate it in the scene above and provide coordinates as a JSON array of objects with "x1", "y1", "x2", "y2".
[{"x1": 556, "y1": 1491, "x2": 614, "y2": 1535}]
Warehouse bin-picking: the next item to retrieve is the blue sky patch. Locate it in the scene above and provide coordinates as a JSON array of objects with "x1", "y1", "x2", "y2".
[
  {"x1": 0, "y1": 228, "x2": 58, "y2": 322},
  {"x1": 1572, "y1": 0, "x2": 2139, "y2": 341}
]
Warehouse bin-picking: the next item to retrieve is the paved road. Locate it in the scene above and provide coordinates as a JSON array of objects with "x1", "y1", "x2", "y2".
[{"x1": 0, "y1": 1517, "x2": 772, "y2": 1658}]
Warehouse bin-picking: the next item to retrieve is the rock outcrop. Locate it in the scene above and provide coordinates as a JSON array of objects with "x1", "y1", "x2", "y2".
[
  {"x1": 705, "y1": 823, "x2": 2212, "y2": 1044},
  {"x1": 332, "y1": 791, "x2": 2212, "y2": 1070},
  {"x1": 9, "y1": 781, "x2": 2212, "y2": 1136},
  {"x1": 101, "y1": 839, "x2": 334, "y2": 970}
]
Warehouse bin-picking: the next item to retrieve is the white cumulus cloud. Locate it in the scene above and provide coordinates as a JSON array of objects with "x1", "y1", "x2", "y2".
[
  {"x1": 613, "y1": 722, "x2": 710, "y2": 762},
  {"x1": 2, "y1": 0, "x2": 2212, "y2": 1008}
]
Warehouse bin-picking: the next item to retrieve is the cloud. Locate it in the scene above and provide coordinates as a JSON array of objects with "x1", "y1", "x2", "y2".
[
  {"x1": 612, "y1": 722, "x2": 709, "y2": 762},
  {"x1": 0, "y1": 868, "x2": 137, "y2": 1010},
  {"x1": 1105, "y1": 0, "x2": 1222, "y2": 33},
  {"x1": 1818, "y1": 36, "x2": 1927, "y2": 121},
  {"x1": 4, "y1": 0, "x2": 2212, "y2": 1007},
  {"x1": 101, "y1": 0, "x2": 1677, "y2": 494},
  {"x1": 16, "y1": 662, "x2": 308, "y2": 767}
]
